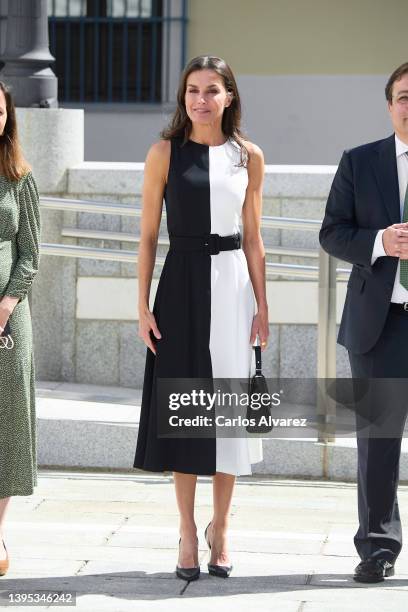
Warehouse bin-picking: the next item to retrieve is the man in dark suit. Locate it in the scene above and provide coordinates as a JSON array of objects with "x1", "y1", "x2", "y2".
[{"x1": 320, "y1": 62, "x2": 408, "y2": 583}]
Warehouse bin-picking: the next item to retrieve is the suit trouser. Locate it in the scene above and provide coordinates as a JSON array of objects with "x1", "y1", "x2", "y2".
[{"x1": 348, "y1": 307, "x2": 408, "y2": 563}]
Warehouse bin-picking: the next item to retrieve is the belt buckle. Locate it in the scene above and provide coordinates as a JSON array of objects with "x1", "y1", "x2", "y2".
[
  {"x1": 403, "y1": 302, "x2": 408, "y2": 312},
  {"x1": 205, "y1": 233, "x2": 220, "y2": 255}
]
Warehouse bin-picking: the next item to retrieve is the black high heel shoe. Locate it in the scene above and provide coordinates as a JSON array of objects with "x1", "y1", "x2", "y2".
[
  {"x1": 204, "y1": 522, "x2": 233, "y2": 578},
  {"x1": 176, "y1": 538, "x2": 200, "y2": 581}
]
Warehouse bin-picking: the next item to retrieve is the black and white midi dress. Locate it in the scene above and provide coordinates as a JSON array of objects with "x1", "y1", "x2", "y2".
[{"x1": 134, "y1": 137, "x2": 263, "y2": 476}]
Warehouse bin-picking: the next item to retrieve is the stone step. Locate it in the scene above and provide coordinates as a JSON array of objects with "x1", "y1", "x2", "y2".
[{"x1": 36, "y1": 382, "x2": 408, "y2": 482}]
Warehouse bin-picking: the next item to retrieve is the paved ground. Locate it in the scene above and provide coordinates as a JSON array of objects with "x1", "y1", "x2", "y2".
[{"x1": 0, "y1": 471, "x2": 408, "y2": 611}]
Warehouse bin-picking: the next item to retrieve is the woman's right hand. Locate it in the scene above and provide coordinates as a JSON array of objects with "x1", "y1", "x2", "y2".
[
  {"x1": 0, "y1": 300, "x2": 12, "y2": 336},
  {"x1": 139, "y1": 307, "x2": 162, "y2": 355}
]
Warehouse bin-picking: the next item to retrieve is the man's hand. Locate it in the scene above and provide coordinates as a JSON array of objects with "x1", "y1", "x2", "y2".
[{"x1": 382, "y1": 223, "x2": 408, "y2": 258}]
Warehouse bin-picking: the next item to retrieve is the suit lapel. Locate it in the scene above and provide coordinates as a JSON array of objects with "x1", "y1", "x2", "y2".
[{"x1": 371, "y1": 134, "x2": 400, "y2": 224}]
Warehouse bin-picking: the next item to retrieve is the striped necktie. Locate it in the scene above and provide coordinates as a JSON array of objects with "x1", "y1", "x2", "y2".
[{"x1": 399, "y1": 152, "x2": 408, "y2": 289}]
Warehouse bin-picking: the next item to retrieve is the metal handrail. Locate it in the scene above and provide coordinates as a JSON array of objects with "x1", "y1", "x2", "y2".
[
  {"x1": 40, "y1": 243, "x2": 146, "y2": 264},
  {"x1": 40, "y1": 196, "x2": 142, "y2": 216},
  {"x1": 261, "y1": 215, "x2": 321, "y2": 231}
]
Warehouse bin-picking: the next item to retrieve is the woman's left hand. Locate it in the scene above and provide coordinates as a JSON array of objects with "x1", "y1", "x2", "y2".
[{"x1": 250, "y1": 307, "x2": 269, "y2": 350}]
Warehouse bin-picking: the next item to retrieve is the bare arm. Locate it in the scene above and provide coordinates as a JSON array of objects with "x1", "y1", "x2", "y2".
[
  {"x1": 138, "y1": 140, "x2": 170, "y2": 354},
  {"x1": 241, "y1": 142, "x2": 269, "y2": 350}
]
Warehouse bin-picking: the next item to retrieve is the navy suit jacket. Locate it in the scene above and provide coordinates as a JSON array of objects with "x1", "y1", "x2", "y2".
[{"x1": 319, "y1": 134, "x2": 401, "y2": 354}]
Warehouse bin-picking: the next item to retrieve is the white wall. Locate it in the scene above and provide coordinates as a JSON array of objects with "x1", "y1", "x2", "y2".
[{"x1": 78, "y1": 74, "x2": 392, "y2": 165}]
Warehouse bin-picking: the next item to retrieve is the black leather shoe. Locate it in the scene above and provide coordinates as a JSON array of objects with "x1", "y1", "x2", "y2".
[
  {"x1": 204, "y1": 522, "x2": 233, "y2": 578},
  {"x1": 353, "y1": 558, "x2": 395, "y2": 583},
  {"x1": 176, "y1": 538, "x2": 200, "y2": 582}
]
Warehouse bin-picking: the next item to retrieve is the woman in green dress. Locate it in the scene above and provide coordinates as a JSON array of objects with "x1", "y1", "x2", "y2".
[{"x1": 0, "y1": 82, "x2": 41, "y2": 576}]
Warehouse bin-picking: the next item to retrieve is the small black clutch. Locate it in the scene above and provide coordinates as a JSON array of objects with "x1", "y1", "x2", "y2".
[{"x1": 246, "y1": 345, "x2": 273, "y2": 434}]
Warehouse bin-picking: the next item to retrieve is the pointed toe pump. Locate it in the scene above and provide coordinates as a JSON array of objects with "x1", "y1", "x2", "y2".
[
  {"x1": 204, "y1": 522, "x2": 233, "y2": 578},
  {"x1": 0, "y1": 540, "x2": 9, "y2": 577},
  {"x1": 175, "y1": 538, "x2": 200, "y2": 582}
]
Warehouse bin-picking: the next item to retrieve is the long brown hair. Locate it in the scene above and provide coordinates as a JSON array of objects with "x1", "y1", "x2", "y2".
[
  {"x1": 0, "y1": 81, "x2": 31, "y2": 181},
  {"x1": 161, "y1": 55, "x2": 249, "y2": 165}
]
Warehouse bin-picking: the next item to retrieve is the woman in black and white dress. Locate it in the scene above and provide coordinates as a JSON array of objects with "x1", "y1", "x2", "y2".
[{"x1": 135, "y1": 56, "x2": 269, "y2": 580}]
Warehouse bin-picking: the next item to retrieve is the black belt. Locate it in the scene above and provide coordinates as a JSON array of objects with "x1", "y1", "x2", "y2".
[
  {"x1": 389, "y1": 302, "x2": 408, "y2": 313},
  {"x1": 169, "y1": 232, "x2": 241, "y2": 255}
]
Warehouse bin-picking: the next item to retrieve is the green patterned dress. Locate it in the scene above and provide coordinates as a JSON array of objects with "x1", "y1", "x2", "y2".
[{"x1": 0, "y1": 171, "x2": 40, "y2": 499}]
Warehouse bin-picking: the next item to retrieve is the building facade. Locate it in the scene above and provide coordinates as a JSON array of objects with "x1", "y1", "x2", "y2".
[{"x1": 0, "y1": 0, "x2": 407, "y2": 163}]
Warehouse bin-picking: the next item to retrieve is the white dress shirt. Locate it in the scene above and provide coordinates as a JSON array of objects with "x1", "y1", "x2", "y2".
[{"x1": 371, "y1": 134, "x2": 408, "y2": 302}]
